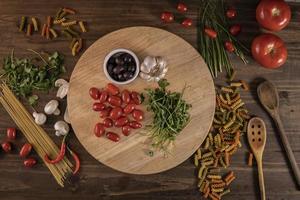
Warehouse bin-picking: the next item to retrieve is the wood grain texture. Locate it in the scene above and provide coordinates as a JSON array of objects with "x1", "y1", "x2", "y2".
[
  {"x1": 68, "y1": 26, "x2": 215, "y2": 174},
  {"x1": 0, "y1": 0, "x2": 299, "y2": 199}
]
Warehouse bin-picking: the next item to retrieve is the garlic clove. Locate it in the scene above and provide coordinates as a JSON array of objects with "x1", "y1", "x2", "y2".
[
  {"x1": 143, "y1": 56, "x2": 157, "y2": 69},
  {"x1": 55, "y1": 79, "x2": 68, "y2": 87},
  {"x1": 156, "y1": 57, "x2": 167, "y2": 69},
  {"x1": 56, "y1": 83, "x2": 69, "y2": 99},
  {"x1": 140, "y1": 63, "x2": 151, "y2": 74},
  {"x1": 64, "y1": 107, "x2": 70, "y2": 124},
  {"x1": 139, "y1": 72, "x2": 152, "y2": 80},
  {"x1": 162, "y1": 67, "x2": 168, "y2": 74}
]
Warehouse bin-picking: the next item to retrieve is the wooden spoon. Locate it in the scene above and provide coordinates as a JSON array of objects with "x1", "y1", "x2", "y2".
[
  {"x1": 248, "y1": 117, "x2": 267, "y2": 200},
  {"x1": 257, "y1": 80, "x2": 300, "y2": 187}
]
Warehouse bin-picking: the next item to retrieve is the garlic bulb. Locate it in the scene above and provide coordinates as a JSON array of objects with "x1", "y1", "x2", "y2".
[{"x1": 139, "y1": 56, "x2": 168, "y2": 82}]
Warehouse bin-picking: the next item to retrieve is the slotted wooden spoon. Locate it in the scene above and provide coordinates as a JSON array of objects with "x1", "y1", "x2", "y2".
[{"x1": 248, "y1": 117, "x2": 267, "y2": 200}]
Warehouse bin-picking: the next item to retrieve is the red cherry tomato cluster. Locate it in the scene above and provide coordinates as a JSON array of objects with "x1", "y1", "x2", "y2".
[
  {"x1": 160, "y1": 2, "x2": 192, "y2": 28},
  {"x1": 89, "y1": 83, "x2": 144, "y2": 142},
  {"x1": 1, "y1": 128, "x2": 37, "y2": 168},
  {"x1": 203, "y1": 8, "x2": 241, "y2": 53}
]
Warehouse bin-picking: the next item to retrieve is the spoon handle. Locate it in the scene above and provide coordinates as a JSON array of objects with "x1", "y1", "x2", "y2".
[
  {"x1": 273, "y1": 114, "x2": 300, "y2": 187},
  {"x1": 257, "y1": 158, "x2": 266, "y2": 200}
]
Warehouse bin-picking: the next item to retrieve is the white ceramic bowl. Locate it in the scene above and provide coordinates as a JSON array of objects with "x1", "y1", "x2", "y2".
[{"x1": 103, "y1": 48, "x2": 140, "y2": 85}]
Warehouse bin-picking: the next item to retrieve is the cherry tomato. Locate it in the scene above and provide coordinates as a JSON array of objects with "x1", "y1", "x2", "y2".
[
  {"x1": 94, "y1": 123, "x2": 105, "y2": 137},
  {"x1": 93, "y1": 103, "x2": 106, "y2": 111},
  {"x1": 122, "y1": 125, "x2": 131, "y2": 136},
  {"x1": 226, "y1": 9, "x2": 237, "y2": 19},
  {"x1": 106, "y1": 132, "x2": 120, "y2": 142},
  {"x1": 131, "y1": 92, "x2": 141, "y2": 105},
  {"x1": 177, "y1": 3, "x2": 188, "y2": 12},
  {"x1": 109, "y1": 107, "x2": 123, "y2": 120},
  {"x1": 99, "y1": 107, "x2": 111, "y2": 118},
  {"x1": 89, "y1": 87, "x2": 100, "y2": 100},
  {"x1": 128, "y1": 121, "x2": 142, "y2": 129},
  {"x1": 256, "y1": 0, "x2": 291, "y2": 31},
  {"x1": 115, "y1": 117, "x2": 129, "y2": 127},
  {"x1": 181, "y1": 18, "x2": 193, "y2": 28},
  {"x1": 123, "y1": 103, "x2": 135, "y2": 114},
  {"x1": 251, "y1": 33, "x2": 287, "y2": 69},
  {"x1": 99, "y1": 91, "x2": 108, "y2": 103},
  {"x1": 19, "y1": 143, "x2": 32, "y2": 158},
  {"x1": 2, "y1": 142, "x2": 12, "y2": 153},
  {"x1": 224, "y1": 41, "x2": 235, "y2": 52},
  {"x1": 108, "y1": 96, "x2": 122, "y2": 107},
  {"x1": 106, "y1": 83, "x2": 119, "y2": 95},
  {"x1": 204, "y1": 28, "x2": 217, "y2": 39},
  {"x1": 161, "y1": 12, "x2": 174, "y2": 23},
  {"x1": 132, "y1": 109, "x2": 144, "y2": 121},
  {"x1": 24, "y1": 158, "x2": 37, "y2": 168},
  {"x1": 103, "y1": 118, "x2": 113, "y2": 128},
  {"x1": 229, "y1": 24, "x2": 241, "y2": 36},
  {"x1": 7, "y1": 128, "x2": 16, "y2": 140},
  {"x1": 121, "y1": 90, "x2": 131, "y2": 104}
]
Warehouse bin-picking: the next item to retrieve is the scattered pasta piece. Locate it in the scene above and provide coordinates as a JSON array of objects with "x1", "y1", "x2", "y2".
[
  {"x1": 79, "y1": 21, "x2": 87, "y2": 33},
  {"x1": 31, "y1": 17, "x2": 39, "y2": 31},
  {"x1": 248, "y1": 152, "x2": 253, "y2": 166}
]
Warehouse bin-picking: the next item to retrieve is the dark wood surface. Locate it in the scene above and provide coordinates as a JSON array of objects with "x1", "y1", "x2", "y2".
[{"x1": 0, "y1": 0, "x2": 299, "y2": 199}]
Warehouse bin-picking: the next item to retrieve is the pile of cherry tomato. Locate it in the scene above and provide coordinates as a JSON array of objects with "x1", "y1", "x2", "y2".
[
  {"x1": 161, "y1": 2, "x2": 193, "y2": 28},
  {"x1": 89, "y1": 83, "x2": 144, "y2": 142},
  {"x1": 1, "y1": 128, "x2": 36, "y2": 168}
]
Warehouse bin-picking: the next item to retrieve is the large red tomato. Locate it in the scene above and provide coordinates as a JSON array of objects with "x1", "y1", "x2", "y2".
[
  {"x1": 251, "y1": 33, "x2": 287, "y2": 69},
  {"x1": 256, "y1": 0, "x2": 291, "y2": 31}
]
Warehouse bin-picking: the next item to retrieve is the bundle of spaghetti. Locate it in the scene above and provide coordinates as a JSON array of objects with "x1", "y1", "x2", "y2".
[{"x1": 0, "y1": 83, "x2": 73, "y2": 187}]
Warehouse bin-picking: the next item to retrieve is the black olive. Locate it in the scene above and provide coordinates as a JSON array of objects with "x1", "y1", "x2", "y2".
[
  {"x1": 113, "y1": 66, "x2": 124, "y2": 74},
  {"x1": 123, "y1": 54, "x2": 133, "y2": 63},
  {"x1": 117, "y1": 73, "x2": 125, "y2": 81},
  {"x1": 108, "y1": 57, "x2": 115, "y2": 65},
  {"x1": 115, "y1": 57, "x2": 124, "y2": 65},
  {"x1": 127, "y1": 72, "x2": 134, "y2": 79},
  {"x1": 107, "y1": 64, "x2": 114, "y2": 74},
  {"x1": 123, "y1": 72, "x2": 130, "y2": 79},
  {"x1": 127, "y1": 65, "x2": 136, "y2": 72},
  {"x1": 112, "y1": 74, "x2": 119, "y2": 81}
]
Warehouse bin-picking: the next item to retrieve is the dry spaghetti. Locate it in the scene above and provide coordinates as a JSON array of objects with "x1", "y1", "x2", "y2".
[{"x1": 0, "y1": 83, "x2": 73, "y2": 187}]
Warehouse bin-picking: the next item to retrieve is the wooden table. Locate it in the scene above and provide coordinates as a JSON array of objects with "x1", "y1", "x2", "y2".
[{"x1": 0, "y1": 0, "x2": 299, "y2": 199}]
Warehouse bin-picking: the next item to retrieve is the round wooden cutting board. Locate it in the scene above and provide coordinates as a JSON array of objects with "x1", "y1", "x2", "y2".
[{"x1": 68, "y1": 27, "x2": 215, "y2": 174}]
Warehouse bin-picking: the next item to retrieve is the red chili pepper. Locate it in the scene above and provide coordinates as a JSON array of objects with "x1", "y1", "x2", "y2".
[
  {"x1": 229, "y1": 24, "x2": 241, "y2": 36},
  {"x1": 181, "y1": 18, "x2": 193, "y2": 27},
  {"x1": 7, "y1": 128, "x2": 16, "y2": 140},
  {"x1": 204, "y1": 28, "x2": 217, "y2": 39},
  {"x1": 177, "y1": 2, "x2": 188, "y2": 12},
  {"x1": 24, "y1": 158, "x2": 37, "y2": 168},
  {"x1": 67, "y1": 146, "x2": 80, "y2": 175},
  {"x1": 44, "y1": 136, "x2": 66, "y2": 164},
  {"x1": 224, "y1": 41, "x2": 235, "y2": 52},
  {"x1": 161, "y1": 12, "x2": 174, "y2": 23}
]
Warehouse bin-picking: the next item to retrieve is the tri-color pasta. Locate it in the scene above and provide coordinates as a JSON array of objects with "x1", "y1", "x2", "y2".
[
  {"x1": 194, "y1": 72, "x2": 250, "y2": 199},
  {"x1": 17, "y1": 7, "x2": 87, "y2": 56}
]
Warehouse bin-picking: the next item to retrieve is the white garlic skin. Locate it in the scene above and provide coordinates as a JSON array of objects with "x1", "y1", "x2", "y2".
[{"x1": 139, "y1": 56, "x2": 168, "y2": 82}]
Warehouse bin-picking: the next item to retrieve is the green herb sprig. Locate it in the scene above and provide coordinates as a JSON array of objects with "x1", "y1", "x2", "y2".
[
  {"x1": 198, "y1": 0, "x2": 248, "y2": 77},
  {"x1": 144, "y1": 79, "x2": 191, "y2": 152},
  {"x1": 1, "y1": 49, "x2": 66, "y2": 105}
]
